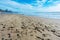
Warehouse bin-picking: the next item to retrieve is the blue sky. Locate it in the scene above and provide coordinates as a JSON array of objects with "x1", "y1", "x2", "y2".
[
  {"x1": 0, "y1": 0, "x2": 60, "y2": 19},
  {"x1": 0, "y1": 0, "x2": 60, "y2": 12}
]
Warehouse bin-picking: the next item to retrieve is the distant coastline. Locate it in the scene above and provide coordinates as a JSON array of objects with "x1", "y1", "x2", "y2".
[{"x1": 0, "y1": 9, "x2": 60, "y2": 19}]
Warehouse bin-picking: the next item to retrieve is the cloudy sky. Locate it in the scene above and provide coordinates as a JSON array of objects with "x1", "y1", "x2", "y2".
[{"x1": 0, "y1": 0, "x2": 60, "y2": 18}]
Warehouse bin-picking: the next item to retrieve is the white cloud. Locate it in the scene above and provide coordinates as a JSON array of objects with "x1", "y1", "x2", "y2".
[
  {"x1": 0, "y1": 0, "x2": 60, "y2": 13},
  {"x1": 45, "y1": 4, "x2": 60, "y2": 12},
  {"x1": 0, "y1": 0, "x2": 35, "y2": 12}
]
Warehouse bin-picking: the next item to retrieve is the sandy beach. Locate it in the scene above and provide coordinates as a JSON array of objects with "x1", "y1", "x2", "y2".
[{"x1": 0, "y1": 14, "x2": 60, "y2": 40}]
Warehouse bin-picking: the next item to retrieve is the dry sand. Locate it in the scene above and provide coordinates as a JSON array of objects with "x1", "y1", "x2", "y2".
[{"x1": 0, "y1": 14, "x2": 60, "y2": 40}]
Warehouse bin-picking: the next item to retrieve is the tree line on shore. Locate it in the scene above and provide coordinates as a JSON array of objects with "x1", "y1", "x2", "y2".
[{"x1": 0, "y1": 9, "x2": 13, "y2": 13}]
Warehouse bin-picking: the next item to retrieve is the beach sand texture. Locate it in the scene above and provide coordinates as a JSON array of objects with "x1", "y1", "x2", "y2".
[{"x1": 0, "y1": 14, "x2": 60, "y2": 40}]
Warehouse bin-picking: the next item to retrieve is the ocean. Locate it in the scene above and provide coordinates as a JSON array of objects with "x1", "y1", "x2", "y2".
[{"x1": 19, "y1": 12, "x2": 60, "y2": 19}]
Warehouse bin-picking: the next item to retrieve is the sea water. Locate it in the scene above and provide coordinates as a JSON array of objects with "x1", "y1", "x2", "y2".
[{"x1": 19, "y1": 12, "x2": 60, "y2": 19}]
